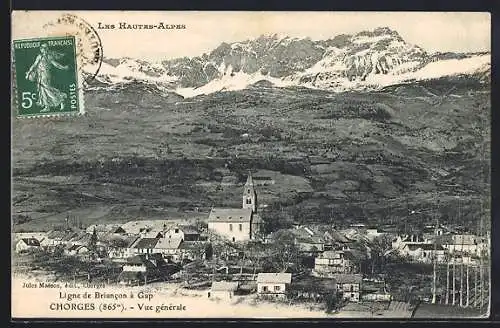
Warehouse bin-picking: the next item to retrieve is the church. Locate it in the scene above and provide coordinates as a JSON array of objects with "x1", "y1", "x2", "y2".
[{"x1": 207, "y1": 172, "x2": 263, "y2": 242}]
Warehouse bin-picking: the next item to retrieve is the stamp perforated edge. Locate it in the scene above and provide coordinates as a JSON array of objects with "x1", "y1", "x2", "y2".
[{"x1": 11, "y1": 35, "x2": 86, "y2": 119}]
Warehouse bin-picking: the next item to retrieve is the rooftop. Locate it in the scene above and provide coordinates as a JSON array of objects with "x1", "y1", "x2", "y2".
[
  {"x1": 405, "y1": 243, "x2": 445, "y2": 251},
  {"x1": 320, "y1": 250, "x2": 343, "y2": 259},
  {"x1": 69, "y1": 232, "x2": 92, "y2": 243},
  {"x1": 155, "y1": 238, "x2": 183, "y2": 250},
  {"x1": 67, "y1": 244, "x2": 86, "y2": 251},
  {"x1": 120, "y1": 220, "x2": 170, "y2": 235},
  {"x1": 85, "y1": 224, "x2": 125, "y2": 234},
  {"x1": 132, "y1": 238, "x2": 159, "y2": 249},
  {"x1": 330, "y1": 273, "x2": 363, "y2": 284},
  {"x1": 211, "y1": 281, "x2": 239, "y2": 292},
  {"x1": 166, "y1": 225, "x2": 200, "y2": 235},
  {"x1": 208, "y1": 208, "x2": 253, "y2": 223},
  {"x1": 257, "y1": 273, "x2": 292, "y2": 284},
  {"x1": 20, "y1": 238, "x2": 40, "y2": 246},
  {"x1": 46, "y1": 230, "x2": 71, "y2": 239}
]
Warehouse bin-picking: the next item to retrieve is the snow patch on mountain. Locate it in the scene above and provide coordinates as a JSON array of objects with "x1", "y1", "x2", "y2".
[
  {"x1": 98, "y1": 58, "x2": 178, "y2": 84},
  {"x1": 363, "y1": 54, "x2": 490, "y2": 87},
  {"x1": 175, "y1": 68, "x2": 295, "y2": 98},
  {"x1": 352, "y1": 34, "x2": 392, "y2": 45},
  {"x1": 409, "y1": 54, "x2": 490, "y2": 80}
]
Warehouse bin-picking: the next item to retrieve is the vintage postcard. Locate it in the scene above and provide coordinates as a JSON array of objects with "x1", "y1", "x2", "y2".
[{"x1": 11, "y1": 11, "x2": 491, "y2": 319}]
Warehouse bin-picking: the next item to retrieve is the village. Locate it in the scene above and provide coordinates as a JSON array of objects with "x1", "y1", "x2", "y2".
[{"x1": 13, "y1": 172, "x2": 491, "y2": 317}]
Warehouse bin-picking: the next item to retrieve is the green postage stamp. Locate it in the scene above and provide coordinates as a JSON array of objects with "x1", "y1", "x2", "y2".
[{"x1": 12, "y1": 36, "x2": 84, "y2": 118}]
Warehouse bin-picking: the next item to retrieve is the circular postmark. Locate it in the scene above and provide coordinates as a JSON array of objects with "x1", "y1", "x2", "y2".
[{"x1": 42, "y1": 13, "x2": 103, "y2": 84}]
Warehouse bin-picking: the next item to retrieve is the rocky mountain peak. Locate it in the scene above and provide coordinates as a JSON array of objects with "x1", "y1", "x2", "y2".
[{"x1": 92, "y1": 27, "x2": 489, "y2": 97}]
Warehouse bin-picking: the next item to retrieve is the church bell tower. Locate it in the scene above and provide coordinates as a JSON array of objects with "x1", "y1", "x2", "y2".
[{"x1": 242, "y1": 172, "x2": 257, "y2": 213}]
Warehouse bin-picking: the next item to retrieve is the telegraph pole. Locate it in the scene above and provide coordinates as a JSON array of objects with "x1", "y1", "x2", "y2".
[
  {"x1": 480, "y1": 263, "x2": 484, "y2": 310},
  {"x1": 460, "y1": 257, "x2": 464, "y2": 307},
  {"x1": 446, "y1": 262, "x2": 450, "y2": 305},
  {"x1": 466, "y1": 262, "x2": 470, "y2": 307},
  {"x1": 431, "y1": 215, "x2": 438, "y2": 304},
  {"x1": 486, "y1": 257, "x2": 491, "y2": 316},
  {"x1": 452, "y1": 258, "x2": 456, "y2": 305},
  {"x1": 458, "y1": 196, "x2": 464, "y2": 307},
  {"x1": 474, "y1": 264, "x2": 478, "y2": 307},
  {"x1": 479, "y1": 202, "x2": 484, "y2": 311}
]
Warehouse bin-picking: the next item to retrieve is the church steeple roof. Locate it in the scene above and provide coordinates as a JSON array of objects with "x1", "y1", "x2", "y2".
[{"x1": 245, "y1": 171, "x2": 254, "y2": 186}]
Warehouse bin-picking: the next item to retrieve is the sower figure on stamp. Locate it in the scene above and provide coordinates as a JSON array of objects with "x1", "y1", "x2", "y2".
[{"x1": 25, "y1": 43, "x2": 69, "y2": 112}]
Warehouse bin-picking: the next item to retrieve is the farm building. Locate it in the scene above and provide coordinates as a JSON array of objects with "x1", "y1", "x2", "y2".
[
  {"x1": 208, "y1": 281, "x2": 240, "y2": 299},
  {"x1": 257, "y1": 273, "x2": 292, "y2": 300}
]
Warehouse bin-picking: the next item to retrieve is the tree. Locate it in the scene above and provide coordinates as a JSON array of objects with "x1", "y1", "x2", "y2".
[
  {"x1": 189, "y1": 242, "x2": 209, "y2": 261},
  {"x1": 368, "y1": 234, "x2": 394, "y2": 274},
  {"x1": 89, "y1": 228, "x2": 98, "y2": 253},
  {"x1": 245, "y1": 241, "x2": 273, "y2": 279},
  {"x1": 325, "y1": 292, "x2": 339, "y2": 313},
  {"x1": 195, "y1": 219, "x2": 208, "y2": 233},
  {"x1": 270, "y1": 230, "x2": 300, "y2": 272}
]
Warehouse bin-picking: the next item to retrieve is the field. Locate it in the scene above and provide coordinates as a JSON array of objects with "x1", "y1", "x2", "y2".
[{"x1": 11, "y1": 77, "x2": 490, "y2": 232}]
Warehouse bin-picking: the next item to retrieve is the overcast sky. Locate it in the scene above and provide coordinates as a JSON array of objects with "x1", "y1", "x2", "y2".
[{"x1": 12, "y1": 11, "x2": 490, "y2": 61}]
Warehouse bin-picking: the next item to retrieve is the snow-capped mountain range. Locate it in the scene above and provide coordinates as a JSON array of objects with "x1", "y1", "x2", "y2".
[{"x1": 88, "y1": 27, "x2": 490, "y2": 98}]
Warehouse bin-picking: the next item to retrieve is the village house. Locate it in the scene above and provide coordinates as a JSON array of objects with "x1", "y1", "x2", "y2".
[
  {"x1": 108, "y1": 236, "x2": 140, "y2": 261},
  {"x1": 85, "y1": 224, "x2": 126, "y2": 235},
  {"x1": 153, "y1": 237, "x2": 184, "y2": 261},
  {"x1": 399, "y1": 243, "x2": 447, "y2": 263},
  {"x1": 64, "y1": 244, "x2": 90, "y2": 257},
  {"x1": 319, "y1": 227, "x2": 354, "y2": 251},
  {"x1": 130, "y1": 237, "x2": 160, "y2": 255},
  {"x1": 208, "y1": 173, "x2": 262, "y2": 242},
  {"x1": 61, "y1": 231, "x2": 80, "y2": 245},
  {"x1": 291, "y1": 277, "x2": 338, "y2": 302},
  {"x1": 118, "y1": 254, "x2": 170, "y2": 285},
  {"x1": 290, "y1": 226, "x2": 326, "y2": 253},
  {"x1": 119, "y1": 254, "x2": 157, "y2": 285},
  {"x1": 313, "y1": 250, "x2": 361, "y2": 276},
  {"x1": 274, "y1": 225, "x2": 358, "y2": 255},
  {"x1": 119, "y1": 220, "x2": 166, "y2": 237},
  {"x1": 296, "y1": 236, "x2": 326, "y2": 254},
  {"x1": 422, "y1": 225, "x2": 445, "y2": 241},
  {"x1": 256, "y1": 273, "x2": 292, "y2": 300},
  {"x1": 365, "y1": 227, "x2": 385, "y2": 241},
  {"x1": 362, "y1": 292, "x2": 392, "y2": 302},
  {"x1": 392, "y1": 233, "x2": 430, "y2": 251},
  {"x1": 41, "y1": 230, "x2": 78, "y2": 249},
  {"x1": 361, "y1": 278, "x2": 392, "y2": 302},
  {"x1": 67, "y1": 232, "x2": 93, "y2": 246},
  {"x1": 339, "y1": 226, "x2": 380, "y2": 247},
  {"x1": 127, "y1": 235, "x2": 209, "y2": 263},
  {"x1": 162, "y1": 225, "x2": 200, "y2": 241},
  {"x1": 208, "y1": 281, "x2": 240, "y2": 299},
  {"x1": 13, "y1": 232, "x2": 46, "y2": 244},
  {"x1": 331, "y1": 273, "x2": 363, "y2": 303},
  {"x1": 15, "y1": 237, "x2": 41, "y2": 253},
  {"x1": 439, "y1": 234, "x2": 483, "y2": 256}
]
